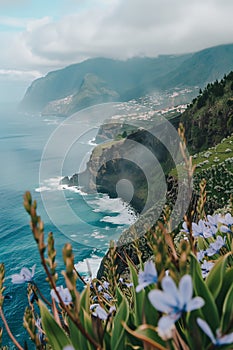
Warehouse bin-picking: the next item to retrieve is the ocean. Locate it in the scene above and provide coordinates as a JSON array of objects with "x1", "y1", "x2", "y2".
[{"x1": 0, "y1": 104, "x2": 137, "y2": 348}]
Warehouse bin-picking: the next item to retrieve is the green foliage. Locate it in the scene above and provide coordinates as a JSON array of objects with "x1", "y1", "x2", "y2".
[
  {"x1": 181, "y1": 71, "x2": 233, "y2": 153},
  {"x1": 39, "y1": 300, "x2": 73, "y2": 349},
  {"x1": 0, "y1": 191, "x2": 233, "y2": 349},
  {"x1": 111, "y1": 288, "x2": 129, "y2": 350}
]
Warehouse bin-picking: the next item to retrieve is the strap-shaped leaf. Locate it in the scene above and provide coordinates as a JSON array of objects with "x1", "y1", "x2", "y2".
[
  {"x1": 68, "y1": 308, "x2": 96, "y2": 350},
  {"x1": 206, "y1": 253, "x2": 230, "y2": 299},
  {"x1": 111, "y1": 287, "x2": 129, "y2": 350},
  {"x1": 190, "y1": 254, "x2": 219, "y2": 330},
  {"x1": 79, "y1": 283, "x2": 90, "y2": 311},
  {"x1": 221, "y1": 282, "x2": 233, "y2": 333},
  {"x1": 216, "y1": 268, "x2": 233, "y2": 312},
  {"x1": 127, "y1": 259, "x2": 145, "y2": 326},
  {"x1": 39, "y1": 300, "x2": 72, "y2": 349}
]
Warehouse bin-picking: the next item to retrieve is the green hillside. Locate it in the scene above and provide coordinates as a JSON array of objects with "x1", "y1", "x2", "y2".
[
  {"x1": 20, "y1": 43, "x2": 233, "y2": 116},
  {"x1": 181, "y1": 71, "x2": 233, "y2": 153},
  {"x1": 20, "y1": 55, "x2": 189, "y2": 113},
  {"x1": 159, "y1": 44, "x2": 233, "y2": 88}
]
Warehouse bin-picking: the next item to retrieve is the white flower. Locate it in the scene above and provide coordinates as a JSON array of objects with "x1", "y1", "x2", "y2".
[
  {"x1": 219, "y1": 213, "x2": 233, "y2": 233},
  {"x1": 157, "y1": 323, "x2": 175, "y2": 340},
  {"x1": 201, "y1": 260, "x2": 214, "y2": 278},
  {"x1": 50, "y1": 286, "x2": 72, "y2": 305},
  {"x1": 136, "y1": 260, "x2": 158, "y2": 292},
  {"x1": 90, "y1": 304, "x2": 116, "y2": 320},
  {"x1": 197, "y1": 250, "x2": 206, "y2": 262},
  {"x1": 206, "y1": 236, "x2": 226, "y2": 256},
  {"x1": 103, "y1": 281, "x2": 110, "y2": 289},
  {"x1": 197, "y1": 318, "x2": 233, "y2": 346},
  {"x1": 148, "y1": 275, "x2": 204, "y2": 333},
  {"x1": 10, "y1": 265, "x2": 36, "y2": 284}
]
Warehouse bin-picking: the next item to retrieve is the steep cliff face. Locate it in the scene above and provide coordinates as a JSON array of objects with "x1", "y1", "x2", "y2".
[{"x1": 65, "y1": 124, "x2": 178, "y2": 213}]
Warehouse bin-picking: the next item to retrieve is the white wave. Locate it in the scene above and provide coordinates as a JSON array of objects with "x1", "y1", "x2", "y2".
[
  {"x1": 88, "y1": 138, "x2": 98, "y2": 146},
  {"x1": 74, "y1": 254, "x2": 103, "y2": 278},
  {"x1": 35, "y1": 177, "x2": 63, "y2": 192},
  {"x1": 91, "y1": 230, "x2": 106, "y2": 239},
  {"x1": 90, "y1": 195, "x2": 126, "y2": 212},
  {"x1": 90, "y1": 194, "x2": 138, "y2": 225},
  {"x1": 35, "y1": 177, "x2": 87, "y2": 195},
  {"x1": 35, "y1": 186, "x2": 51, "y2": 192},
  {"x1": 101, "y1": 210, "x2": 137, "y2": 225},
  {"x1": 64, "y1": 185, "x2": 87, "y2": 196}
]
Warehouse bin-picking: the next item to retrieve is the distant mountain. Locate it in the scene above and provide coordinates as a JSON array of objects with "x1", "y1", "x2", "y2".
[
  {"x1": 20, "y1": 55, "x2": 190, "y2": 114},
  {"x1": 159, "y1": 44, "x2": 233, "y2": 88},
  {"x1": 20, "y1": 43, "x2": 233, "y2": 116}
]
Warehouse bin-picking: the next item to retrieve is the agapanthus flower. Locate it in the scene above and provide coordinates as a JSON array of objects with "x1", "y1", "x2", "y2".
[
  {"x1": 197, "y1": 318, "x2": 233, "y2": 346},
  {"x1": 97, "y1": 281, "x2": 110, "y2": 292},
  {"x1": 10, "y1": 264, "x2": 36, "y2": 284},
  {"x1": 192, "y1": 220, "x2": 213, "y2": 238},
  {"x1": 119, "y1": 277, "x2": 133, "y2": 287},
  {"x1": 219, "y1": 213, "x2": 233, "y2": 233},
  {"x1": 103, "y1": 281, "x2": 110, "y2": 289},
  {"x1": 35, "y1": 318, "x2": 45, "y2": 344},
  {"x1": 90, "y1": 304, "x2": 116, "y2": 320},
  {"x1": 206, "y1": 236, "x2": 226, "y2": 256},
  {"x1": 97, "y1": 285, "x2": 103, "y2": 292},
  {"x1": 148, "y1": 275, "x2": 204, "y2": 332},
  {"x1": 197, "y1": 250, "x2": 206, "y2": 262},
  {"x1": 103, "y1": 292, "x2": 112, "y2": 301},
  {"x1": 181, "y1": 221, "x2": 190, "y2": 234},
  {"x1": 50, "y1": 286, "x2": 72, "y2": 305},
  {"x1": 201, "y1": 260, "x2": 214, "y2": 278},
  {"x1": 136, "y1": 260, "x2": 158, "y2": 292},
  {"x1": 206, "y1": 214, "x2": 221, "y2": 227}
]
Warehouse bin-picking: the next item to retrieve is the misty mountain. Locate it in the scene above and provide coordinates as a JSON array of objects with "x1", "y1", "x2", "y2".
[{"x1": 20, "y1": 43, "x2": 233, "y2": 116}]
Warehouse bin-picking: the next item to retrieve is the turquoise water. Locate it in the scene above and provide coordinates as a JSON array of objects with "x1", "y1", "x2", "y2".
[{"x1": 0, "y1": 104, "x2": 136, "y2": 347}]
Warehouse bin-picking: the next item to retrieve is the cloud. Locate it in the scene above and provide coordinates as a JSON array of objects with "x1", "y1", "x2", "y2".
[
  {"x1": 1, "y1": 0, "x2": 233, "y2": 74},
  {"x1": 0, "y1": 16, "x2": 30, "y2": 28},
  {"x1": 0, "y1": 69, "x2": 42, "y2": 81}
]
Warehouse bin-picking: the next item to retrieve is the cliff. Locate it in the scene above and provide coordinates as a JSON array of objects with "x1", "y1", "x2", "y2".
[{"x1": 63, "y1": 118, "x2": 180, "y2": 213}]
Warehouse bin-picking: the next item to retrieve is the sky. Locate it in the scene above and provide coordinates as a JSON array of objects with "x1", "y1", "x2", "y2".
[{"x1": 0, "y1": 0, "x2": 233, "y2": 102}]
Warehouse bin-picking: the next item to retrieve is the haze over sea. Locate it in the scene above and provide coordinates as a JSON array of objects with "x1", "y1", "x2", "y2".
[{"x1": 0, "y1": 103, "x2": 136, "y2": 347}]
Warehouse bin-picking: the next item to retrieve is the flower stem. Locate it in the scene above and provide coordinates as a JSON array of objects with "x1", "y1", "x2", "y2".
[
  {"x1": 39, "y1": 247, "x2": 101, "y2": 349},
  {"x1": 0, "y1": 307, "x2": 24, "y2": 350}
]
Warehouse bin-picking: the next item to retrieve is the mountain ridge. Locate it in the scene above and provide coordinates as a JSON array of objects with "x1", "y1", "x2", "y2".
[{"x1": 20, "y1": 43, "x2": 233, "y2": 116}]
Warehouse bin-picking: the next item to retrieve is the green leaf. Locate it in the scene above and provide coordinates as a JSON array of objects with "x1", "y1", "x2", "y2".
[
  {"x1": 185, "y1": 310, "x2": 208, "y2": 350},
  {"x1": 221, "y1": 282, "x2": 233, "y2": 333},
  {"x1": 144, "y1": 291, "x2": 158, "y2": 326},
  {"x1": 216, "y1": 268, "x2": 233, "y2": 312},
  {"x1": 39, "y1": 300, "x2": 72, "y2": 350},
  {"x1": 123, "y1": 323, "x2": 166, "y2": 350},
  {"x1": 206, "y1": 253, "x2": 229, "y2": 299},
  {"x1": 111, "y1": 287, "x2": 129, "y2": 350},
  {"x1": 79, "y1": 283, "x2": 90, "y2": 311},
  {"x1": 190, "y1": 254, "x2": 219, "y2": 330},
  {"x1": 68, "y1": 307, "x2": 97, "y2": 350},
  {"x1": 127, "y1": 259, "x2": 145, "y2": 326},
  {"x1": 68, "y1": 317, "x2": 81, "y2": 350}
]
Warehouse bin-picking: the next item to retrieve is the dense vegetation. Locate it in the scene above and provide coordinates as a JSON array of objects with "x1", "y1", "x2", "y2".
[{"x1": 181, "y1": 71, "x2": 233, "y2": 152}]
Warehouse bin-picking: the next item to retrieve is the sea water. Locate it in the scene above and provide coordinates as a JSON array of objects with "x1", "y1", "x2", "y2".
[{"x1": 0, "y1": 104, "x2": 137, "y2": 347}]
